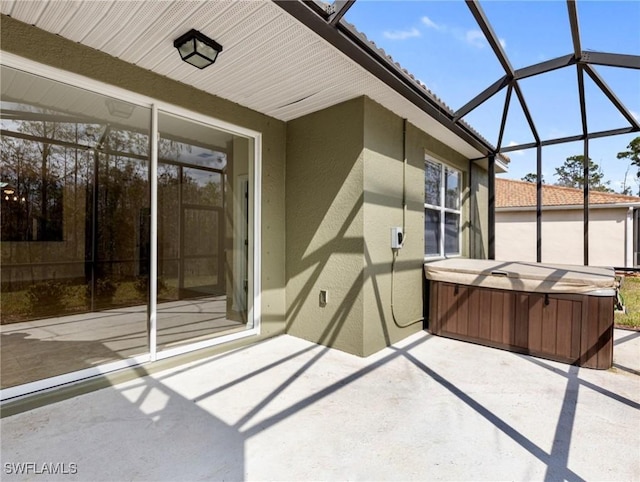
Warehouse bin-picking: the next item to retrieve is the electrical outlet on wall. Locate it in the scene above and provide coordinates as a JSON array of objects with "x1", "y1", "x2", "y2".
[
  {"x1": 319, "y1": 290, "x2": 328, "y2": 307},
  {"x1": 391, "y1": 227, "x2": 403, "y2": 249}
]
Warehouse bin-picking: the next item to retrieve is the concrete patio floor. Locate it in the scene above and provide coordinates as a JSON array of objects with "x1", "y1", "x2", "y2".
[
  {"x1": 1, "y1": 296, "x2": 245, "y2": 389},
  {"x1": 1, "y1": 329, "x2": 639, "y2": 481}
]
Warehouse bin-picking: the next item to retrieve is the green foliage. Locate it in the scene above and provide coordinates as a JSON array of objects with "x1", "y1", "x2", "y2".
[
  {"x1": 617, "y1": 137, "x2": 640, "y2": 195},
  {"x1": 616, "y1": 136, "x2": 640, "y2": 170},
  {"x1": 521, "y1": 173, "x2": 544, "y2": 183},
  {"x1": 553, "y1": 155, "x2": 612, "y2": 192},
  {"x1": 94, "y1": 278, "x2": 117, "y2": 300},
  {"x1": 133, "y1": 276, "x2": 167, "y2": 297},
  {"x1": 615, "y1": 276, "x2": 640, "y2": 328},
  {"x1": 26, "y1": 280, "x2": 68, "y2": 316}
]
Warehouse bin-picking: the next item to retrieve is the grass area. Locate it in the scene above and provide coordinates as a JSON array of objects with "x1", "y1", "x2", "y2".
[{"x1": 615, "y1": 275, "x2": 640, "y2": 329}]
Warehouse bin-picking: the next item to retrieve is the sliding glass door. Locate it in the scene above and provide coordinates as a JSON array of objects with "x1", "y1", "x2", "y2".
[
  {"x1": 1, "y1": 63, "x2": 258, "y2": 396},
  {"x1": 156, "y1": 112, "x2": 253, "y2": 351},
  {"x1": 1, "y1": 66, "x2": 151, "y2": 388}
]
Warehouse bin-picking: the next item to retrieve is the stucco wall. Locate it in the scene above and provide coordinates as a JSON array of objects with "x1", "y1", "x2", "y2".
[
  {"x1": 1, "y1": 15, "x2": 287, "y2": 340},
  {"x1": 496, "y1": 207, "x2": 630, "y2": 267},
  {"x1": 361, "y1": 98, "x2": 471, "y2": 355},
  {"x1": 285, "y1": 98, "x2": 366, "y2": 355},
  {"x1": 286, "y1": 97, "x2": 475, "y2": 356},
  {"x1": 362, "y1": 100, "x2": 421, "y2": 355},
  {"x1": 469, "y1": 163, "x2": 489, "y2": 259}
]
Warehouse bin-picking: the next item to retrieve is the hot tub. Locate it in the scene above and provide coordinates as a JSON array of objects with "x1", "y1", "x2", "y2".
[{"x1": 424, "y1": 259, "x2": 618, "y2": 369}]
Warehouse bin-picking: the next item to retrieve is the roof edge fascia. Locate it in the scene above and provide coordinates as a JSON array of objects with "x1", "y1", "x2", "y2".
[
  {"x1": 497, "y1": 203, "x2": 640, "y2": 212},
  {"x1": 273, "y1": 0, "x2": 494, "y2": 157}
]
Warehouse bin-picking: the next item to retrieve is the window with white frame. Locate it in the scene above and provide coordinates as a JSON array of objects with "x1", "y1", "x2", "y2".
[{"x1": 424, "y1": 158, "x2": 461, "y2": 257}]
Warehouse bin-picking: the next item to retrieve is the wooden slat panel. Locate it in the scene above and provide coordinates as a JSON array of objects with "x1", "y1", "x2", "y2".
[
  {"x1": 449, "y1": 284, "x2": 459, "y2": 334},
  {"x1": 433, "y1": 281, "x2": 441, "y2": 334},
  {"x1": 440, "y1": 283, "x2": 453, "y2": 333},
  {"x1": 596, "y1": 297, "x2": 614, "y2": 369},
  {"x1": 440, "y1": 284, "x2": 456, "y2": 334},
  {"x1": 502, "y1": 292, "x2": 515, "y2": 346},
  {"x1": 429, "y1": 281, "x2": 439, "y2": 334},
  {"x1": 514, "y1": 294, "x2": 529, "y2": 348},
  {"x1": 478, "y1": 289, "x2": 492, "y2": 341},
  {"x1": 429, "y1": 280, "x2": 614, "y2": 369},
  {"x1": 437, "y1": 282, "x2": 446, "y2": 333},
  {"x1": 555, "y1": 299, "x2": 573, "y2": 359},
  {"x1": 581, "y1": 297, "x2": 599, "y2": 368},
  {"x1": 571, "y1": 300, "x2": 582, "y2": 360},
  {"x1": 457, "y1": 285, "x2": 470, "y2": 336},
  {"x1": 490, "y1": 290, "x2": 504, "y2": 344},
  {"x1": 528, "y1": 294, "x2": 544, "y2": 352},
  {"x1": 468, "y1": 286, "x2": 481, "y2": 339},
  {"x1": 541, "y1": 297, "x2": 558, "y2": 355}
]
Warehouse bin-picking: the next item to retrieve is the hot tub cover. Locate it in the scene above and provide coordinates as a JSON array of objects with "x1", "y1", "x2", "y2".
[{"x1": 424, "y1": 258, "x2": 618, "y2": 295}]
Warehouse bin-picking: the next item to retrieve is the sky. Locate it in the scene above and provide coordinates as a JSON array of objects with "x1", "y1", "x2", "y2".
[{"x1": 344, "y1": 0, "x2": 640, "y2": 193}]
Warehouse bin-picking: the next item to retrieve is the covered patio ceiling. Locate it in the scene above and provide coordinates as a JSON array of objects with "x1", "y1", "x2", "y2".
[{"x1": 0, "y1": 0, "x2": 489, "y2": 160}]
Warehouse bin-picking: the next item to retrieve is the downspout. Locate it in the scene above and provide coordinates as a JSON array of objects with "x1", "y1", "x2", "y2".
[
  {"x1": 626, "y1": 207, "x2": 633, "y2": 268},
  {"x1": 488, "y1": 154, "x2": 495, "y2": 260},
  {"x1": 391, "y1": 118, "x2": 423, "y2": 328},
  {"x1": 468, "y1": 158, "x2": 474, "y2": 258}
]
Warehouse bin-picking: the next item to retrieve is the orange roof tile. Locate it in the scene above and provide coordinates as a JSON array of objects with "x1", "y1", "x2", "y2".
[{"x1": 496, "y1": 178, "x2": 640, "y2": 208}]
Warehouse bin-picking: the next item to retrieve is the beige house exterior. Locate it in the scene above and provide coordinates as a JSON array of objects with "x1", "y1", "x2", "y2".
[{"x1": 496, "y1": 178, "x2": 640, "y2": 267}]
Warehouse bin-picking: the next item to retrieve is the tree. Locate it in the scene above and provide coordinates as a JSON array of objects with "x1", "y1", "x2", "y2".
[
  {"x1": 617, "y1": 136, "x2": 640, "y2": 195},
  {"x1": 553, "y1": 155, "x2": 612, "y2": 192},
  {"x1": 521, "y1": 172, "x2": 545, "y2": 183},
  {"x1": 620, "y1": 166, "x2": 633, "y2": 196}
]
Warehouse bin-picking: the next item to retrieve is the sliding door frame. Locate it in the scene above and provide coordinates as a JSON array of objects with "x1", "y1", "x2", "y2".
[{"x1": 0, "y1": 52, "x2": 262, "y2": 401}]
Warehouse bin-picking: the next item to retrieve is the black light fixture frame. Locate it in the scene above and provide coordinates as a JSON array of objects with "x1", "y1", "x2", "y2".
[{"x1": 174, "y1": 29, "x2": 223, "y2": 70}]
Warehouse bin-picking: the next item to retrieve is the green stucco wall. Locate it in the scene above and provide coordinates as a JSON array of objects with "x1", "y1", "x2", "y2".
[
  {"x1": 362, "y1": 98, "x2": 470, "y2": 355},
  {"x1": 470, "y1": 163, "x2": 489, "y2": 259},
  {"x1": 286, "y1": 96, "x2": 477, "y2": 356},
  {"x1": 1, "y1": 15, "x2": 288, "y2": 342},
  {"x1": 285, "y1": 98, "x2": 367, "y2": 355}
]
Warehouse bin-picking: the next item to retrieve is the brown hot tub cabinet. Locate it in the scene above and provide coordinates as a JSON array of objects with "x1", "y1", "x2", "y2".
[{"x1": 424, "y1": 259, "x2": 618, "y2": 369}]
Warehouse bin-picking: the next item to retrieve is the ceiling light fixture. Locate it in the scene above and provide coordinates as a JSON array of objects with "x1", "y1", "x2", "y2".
[
  {"x1": 174, "y1": 29, "x2": 223, "y2": 69},
  {"x1": 105, "y1": 99, "x2": 135, "y2": 119}
]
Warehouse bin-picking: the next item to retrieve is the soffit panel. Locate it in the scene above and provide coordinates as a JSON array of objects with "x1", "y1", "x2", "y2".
[
  {"x1": 58, "y1": 2, "x2": 114, "y2": 41},
  {"x1": 2, "y1": 0, "x2": 46, "y2": 21},
  {"x1": 82, "y1": 2, "x2": 149, "y2": 51},
  {"x1": 1, "y1": 0, "x2": 483, "y2": 158},
  {"x1": 35, "y1": 0, "x2": 82, "y2": 34}
]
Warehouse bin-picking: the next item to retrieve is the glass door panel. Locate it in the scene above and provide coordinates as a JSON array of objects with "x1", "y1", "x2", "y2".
[
  {"x1": 0, "y1": 66, "x2": 151, "y2": 389},
  {"x1": 156, "y1": 112, "x2": 252, "y2": 351},
  {"x1": 181, "y1": 207, "x2": 223, "y2": 297}
]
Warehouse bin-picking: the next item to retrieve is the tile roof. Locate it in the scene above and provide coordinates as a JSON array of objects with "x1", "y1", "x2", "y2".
[{"x1": 496, "y1": 178, "x2": 640, "y2": 208}]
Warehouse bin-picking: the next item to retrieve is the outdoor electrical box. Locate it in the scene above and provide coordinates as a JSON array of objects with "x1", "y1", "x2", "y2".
[{"x1": 391, "y1": 227, "x2": 404, "y2": 249}]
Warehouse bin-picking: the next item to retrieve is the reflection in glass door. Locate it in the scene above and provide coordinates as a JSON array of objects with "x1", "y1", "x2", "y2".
[
  {"x1": 156, "y1": 112, "x2": 252, "y2": 350},
  {"x1": 181, "y1": 206, "x2": 223, "y2": 297},
  {"x1": 0, "y1": 65, "x2": 151, "y2": 390},
  {"x1": 0, "y1": 62, "x2": 258, "y2": 399}
]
